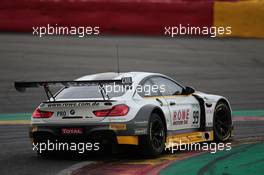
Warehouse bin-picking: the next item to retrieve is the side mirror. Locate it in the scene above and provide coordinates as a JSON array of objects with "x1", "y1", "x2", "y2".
[{"x1": 183, "y1": 86, "x2": 195, "y2": 95}]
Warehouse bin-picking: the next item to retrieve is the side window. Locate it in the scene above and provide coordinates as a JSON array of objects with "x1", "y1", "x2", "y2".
[
  {"x1": 138, "y1": 79, "x2": 160, "y2": 97},
  {"x1": 152, "y1": 77, "x2": 183, "y2": 96}
]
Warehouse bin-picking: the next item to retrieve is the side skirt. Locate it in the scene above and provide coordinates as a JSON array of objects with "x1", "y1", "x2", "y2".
[{"x1": 165, "y1": 130, "x2": 214, "y2": 148}]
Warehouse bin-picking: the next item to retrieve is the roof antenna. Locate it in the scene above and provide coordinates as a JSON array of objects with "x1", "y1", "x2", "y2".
[{"x1": 116, "y1": 45, "x2": 120, "y2": 74}]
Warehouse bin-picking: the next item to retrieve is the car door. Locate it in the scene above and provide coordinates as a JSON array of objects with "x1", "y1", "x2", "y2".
[{"x1": 151, "y1": 76, "x2": 200, "y2": 131}]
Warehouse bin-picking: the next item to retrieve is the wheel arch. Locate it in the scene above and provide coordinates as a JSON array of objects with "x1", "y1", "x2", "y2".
[
  {"x1": 134, "y1": 104, "x2": 167, "y2": 137},
  {"x1": 214, "y1": 98, "x2": 233, "y2": 125},
  {"x1": 152, "y1": 107, "x2": 167, "y2": 136},
  {"x1": 216, "y1": 98, "x2": 232, "y2": 113}
]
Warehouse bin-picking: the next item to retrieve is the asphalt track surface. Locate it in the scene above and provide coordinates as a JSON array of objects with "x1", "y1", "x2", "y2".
[{"x1": 0, "y1": 34, "x2": 264, "y2": 175}]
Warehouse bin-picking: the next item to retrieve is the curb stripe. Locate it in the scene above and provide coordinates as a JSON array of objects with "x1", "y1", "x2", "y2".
[
  {"x1": 233, "y1": 116, "x2": 264, "y2": 122},
  {"x1": 0, "y1": 120, "x2": 30, "y2": 125},
  {"x1": 0, "y1": 113, "x2": 31, "y2": 121},
  {"x1": 232, "y1": 110, "x2": 264, "y2": 117}
]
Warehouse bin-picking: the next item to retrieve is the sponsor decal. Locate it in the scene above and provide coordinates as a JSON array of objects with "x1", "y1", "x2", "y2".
[
  {"x1": 61, "y1": 128, "x2": 84, "y2": 135},
  {"x1": 134, "y1": 121, "x2": 148, "y2": 126},
  {"x1": 135, "y1": 128, "x2": 147, "y2": 134},
  {"x1": 206, "y1": 108, "x2": 214, "y2": 114},
  {"x1": 173, "y1": 109, "x2": 190, "y2": 125},
  {"x1": 85, "y1": 116, "x2": 93, "y2": 119},
  {"x1": 57, "y1": 111, "x2": 66, "y2": 117},
  {"x1": 109, "y1": 123, "x2": 127, "y2": 130},
  {"x1": 70, "y1": 109, "x2": 75, "y2": 115},
  {"x1": 46, "y1": 102, "x2": 99, "y2": 108},
  {"x1": 108, "y1": 117, "x2": 127, "y2": 122},
  {"x1": 206, "y1": 122, "x2": 213, "y2": 127}
]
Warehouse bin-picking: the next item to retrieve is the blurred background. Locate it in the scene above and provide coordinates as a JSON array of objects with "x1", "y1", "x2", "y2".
[{"x1": 0, "y1": 0, "x2": 263, "y2": 113}]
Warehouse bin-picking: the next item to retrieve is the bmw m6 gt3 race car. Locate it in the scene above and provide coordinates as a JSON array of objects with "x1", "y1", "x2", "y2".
[{"x1": 15, "y1": 72, "x2": 233, "y2": 155}]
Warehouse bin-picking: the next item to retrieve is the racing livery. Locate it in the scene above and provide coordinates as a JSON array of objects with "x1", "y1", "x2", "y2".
[{"x1": 15, "y1": 72, "x2": 233, "y2": 155}]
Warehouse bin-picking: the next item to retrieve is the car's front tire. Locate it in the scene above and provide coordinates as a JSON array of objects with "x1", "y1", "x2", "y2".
[
  {"x1": 213, "y1": 102, "x2": 232, "y2": 141},
  {"x1": 139, "y1": 113, "x2": 166, "y2": 156}
]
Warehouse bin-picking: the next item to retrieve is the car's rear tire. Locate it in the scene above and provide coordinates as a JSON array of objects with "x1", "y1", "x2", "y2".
[
  {"x1": 139, "y1": 113, "x2": 166, "y2": 156},
  {"x1": 213, "y1": 102, "x2": 232, "y2": 142}
]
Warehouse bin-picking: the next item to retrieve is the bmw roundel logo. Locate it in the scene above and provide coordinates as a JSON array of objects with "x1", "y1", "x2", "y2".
[{"x1": 70, "y1": 109, "x2": 75, "y2": 115}]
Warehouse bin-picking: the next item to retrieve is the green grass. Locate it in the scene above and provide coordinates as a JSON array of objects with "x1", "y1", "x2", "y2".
[{"x1": 160, "y1": 142, "x2": 264, "y2": 175}]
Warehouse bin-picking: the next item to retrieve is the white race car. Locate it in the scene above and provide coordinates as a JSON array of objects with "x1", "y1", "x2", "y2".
[{"x1": 15, "y1": 72, "x2": 233, "y2": 155}]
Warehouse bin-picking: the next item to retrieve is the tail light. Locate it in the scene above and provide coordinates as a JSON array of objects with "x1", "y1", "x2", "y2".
[
  {"x1": 32, "y1": 108, "x2": 54, "y2": 118},
  {"x1": 93, "y1": 104, "x2": 129, "y2": 117}
]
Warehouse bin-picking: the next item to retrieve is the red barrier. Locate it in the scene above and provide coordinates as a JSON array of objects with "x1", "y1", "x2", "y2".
[{"x1": 0, "y1": 0, "x2": 214, "y2": 35}]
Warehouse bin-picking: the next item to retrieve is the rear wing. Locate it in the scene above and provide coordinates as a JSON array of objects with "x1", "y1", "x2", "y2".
[{"x1": 14, "y1": 77, "x2": 132, "y2": 101}]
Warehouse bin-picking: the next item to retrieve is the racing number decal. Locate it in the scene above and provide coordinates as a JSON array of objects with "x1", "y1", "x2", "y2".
[
  {"x1": 57, "y1": 111, "x2": 66, "y2": 117},
  {"x1": 193, "y1": 111, "x2": 199, "y2": 124}
]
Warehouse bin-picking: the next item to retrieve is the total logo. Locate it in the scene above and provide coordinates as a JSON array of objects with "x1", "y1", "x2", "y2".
[
  {"x1": 61, "y1": 128, "x2": 83, "y2": 135},
  {"x1": 173, "y1": 109, "x2": 190, "y2": 125}
]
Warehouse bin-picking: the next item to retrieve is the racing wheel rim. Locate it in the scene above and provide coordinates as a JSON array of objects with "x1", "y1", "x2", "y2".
[{"x1": 150, "y1": 118, "x2": 165, "y2": 150}]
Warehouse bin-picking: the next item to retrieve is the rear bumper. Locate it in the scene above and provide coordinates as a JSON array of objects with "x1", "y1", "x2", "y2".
[
  {"x1": 29, "y1": 123, "x2": 145, "y2": 145},
  {"x1": 29, "y1": 104, "x2": 154, "y2": 146}
]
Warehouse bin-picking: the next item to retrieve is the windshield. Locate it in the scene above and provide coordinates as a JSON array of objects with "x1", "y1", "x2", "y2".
[{"x1": 55, "y1": 85, "x2": 125, "y2": 100}]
